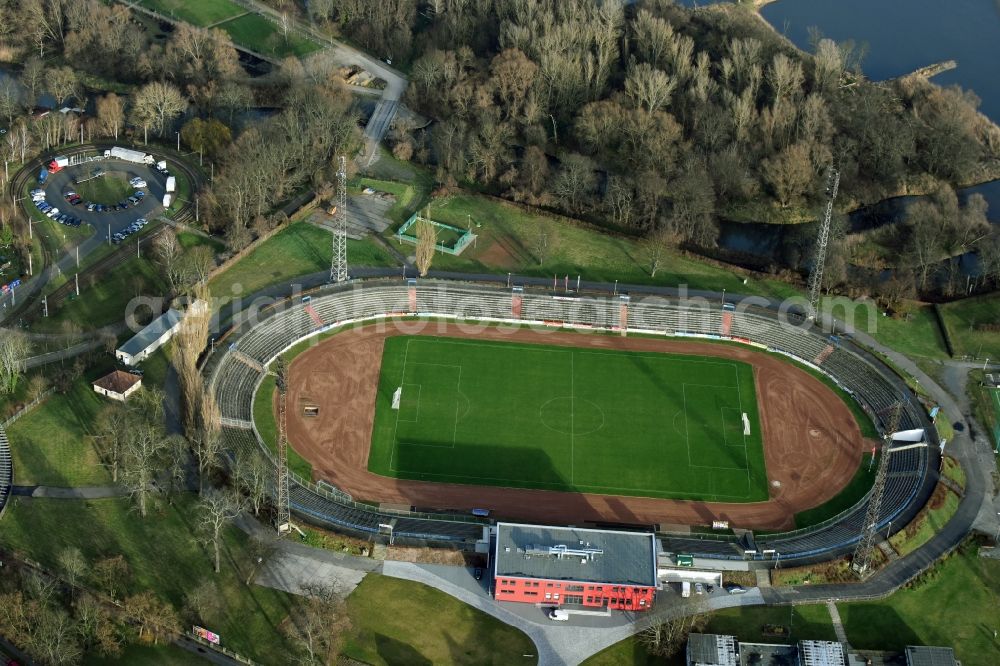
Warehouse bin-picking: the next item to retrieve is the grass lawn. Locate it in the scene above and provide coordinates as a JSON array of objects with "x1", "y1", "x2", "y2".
[
  {"x1": 207, "y1": 221, "x2": 394, "y2": 309},
  {"x1": 825, "y1": 299, "x2": 949, "y2": 360},
  {"x1": 83, "y1": 644, "x2": 210, "y2": 665},
  {"x1": 7, "y1": 378, "x2": 111, "y2": 487},
  {"x1": 368, "y1": 336, "x2": 767, "y2": 501},
  {"x1": 838, "y1": 542, "x2": 1000, "y2": 666},
  {"x1": 938, "y1": 292, "x2": 1000, "y2": 359},
  {"x1": 75, "y1": 174, "x2": 134, "y2": 205},
  {"x1": 137, "y1": 0, "x2": 243, "y2": 26},
  {"x1": 940, "y1": 455, "x2": 966, "y2": 490},
  {"x1": 253, "y1": 373, "x2": 314, "y2": 480},
  {"x1": 404, "y1": 194, "x2": 801, "y2": 300},
  {"x1": 29, "y1": 254, "x2": 167, "y2": 333},
  {"x1": 217, "y1": 14, "x2": 322, "y2": 58},
  {"x1": 0, "y1": 495, "x2": 297, "y2": 665},
  {"x1": 794, "y1": 453, "x2": 873, "y2": 528},
  {"x1": 342, "y1": 574, "x2": 535, "y2": 666},
  {"x1": 968, "y1": 371, "x2": 1000, "y2": 460},
  {"x1": 888, "y1": 483, "x2": 961, "y2": 557}
]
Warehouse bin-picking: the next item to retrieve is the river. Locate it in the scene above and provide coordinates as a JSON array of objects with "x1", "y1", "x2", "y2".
[{"x1": 677, "y1": 0, "x2": 1000, "y2": 270}]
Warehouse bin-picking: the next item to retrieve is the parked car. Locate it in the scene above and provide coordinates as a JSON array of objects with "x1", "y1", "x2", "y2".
[
  {"x1": 473, "y1": 567, "x2": 483, "y2": 581},
  {"x1": 135, "y1": 217, "x2": 147, "y2": 227},
  {"x1": 695, "y1": 583, "x2": 704, "y2": 595},
  {"x1": 129, "y1": 176, "x2": 147, "y2": 188},
  {"x1": 134, "y1": 190, "x2": 145, "y2": 199},
  {"x1": 91, "y1": 167, "x2": 105, "y2": 178},
  {"x1": 63, "y1": 190, "x2": 76, "y2": 199},
  {"x1": 119, "y1": 200, "x2": 129, "y2": 210},
  {"x1": 69, "y1": 195, "x2": 82, "y2": 205},
  {"x1": 127, "y1": 196, "x2": 140, "y2": 206},
  {"x1": 724, "y1": 584, "x2": 747, "y2": 595},
  {"x1": 86, "y1": 203, "x2": 96, "y2": 212},
  {"x1": 548, "y1": 609, "x2": 569, "y2": 621},
  {"x1": 45, "y1": 207, "x2": 60, "y2": 218}
]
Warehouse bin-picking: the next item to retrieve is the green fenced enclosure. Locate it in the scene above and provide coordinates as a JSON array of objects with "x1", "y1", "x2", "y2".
[
  {"x1": 368, "y1": 336, "x2": 768, "y2": 502},
  {"x1": 395, "y1": 213, "x2": 476, "y2": 256},
  {"x1": 990, "y1": 388, "x2": 1000, "y2": 449}
]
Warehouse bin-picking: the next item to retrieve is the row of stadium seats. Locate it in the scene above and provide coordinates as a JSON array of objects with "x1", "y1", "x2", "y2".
[
  {"x1": 208, "y1": 280, "x2": 934, "y2": 558},
  {"x1": 0, "y1": 425, "x2": 12, "y2": 516}
]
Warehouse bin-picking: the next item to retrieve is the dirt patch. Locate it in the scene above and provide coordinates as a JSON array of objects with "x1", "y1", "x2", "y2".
[
  {"x1": 283, "y1": 323, "x2": 865, "y2": 530},
  {"x1": 385, "y1": 546, "x2": 467, "y2": 565}
]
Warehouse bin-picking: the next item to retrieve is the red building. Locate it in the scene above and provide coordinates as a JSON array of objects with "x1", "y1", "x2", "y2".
[{"x1": 493, "y1": 522, "x2": 658, "y2": 612}]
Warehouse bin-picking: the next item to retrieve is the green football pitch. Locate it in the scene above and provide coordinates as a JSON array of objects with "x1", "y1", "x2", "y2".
[{"x1": 368, "y1": 336, "x2": 769, "y2": 502}]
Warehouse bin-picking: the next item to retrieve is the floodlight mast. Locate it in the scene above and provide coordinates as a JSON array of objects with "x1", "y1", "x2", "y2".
[
  {"x1": 807, "y1": 167, "x2": 840, "y2": 321},
  {"x1": 851, "y1": 402, "x2": 904, "y2": 576},
  {"x1": 274, "y1": 357, "x2": 291, "y2": 534},
  {"x1": 330, "y1": 156, "x2": 348, "y2": 283}
]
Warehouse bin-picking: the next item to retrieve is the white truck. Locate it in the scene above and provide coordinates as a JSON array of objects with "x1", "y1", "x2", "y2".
[
  {"x1": 165, "y1": 176, "x2": 176, "y2": 193},
  {"x1": 104, "y1": 147, "x2": 154, "y2": 165},
  {"x1": 681, "y1": 581, "x2": 691, "y2": 598},
  {"x1": 162, "y1": 194, "x2": 172, "y2": 208}
]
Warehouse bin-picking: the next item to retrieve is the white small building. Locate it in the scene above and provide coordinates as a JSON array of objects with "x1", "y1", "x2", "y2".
[
  {"x1": 92, "y1": 370, "x2": 142, "y2": 402},
  {"x1": 116, "y1": 309, "x2": 183, "y2": 365}
]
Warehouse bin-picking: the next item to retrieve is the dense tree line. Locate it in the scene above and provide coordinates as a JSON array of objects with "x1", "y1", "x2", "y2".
[{"x1": 319, "y1": 0, "x2": 1000, "y2": 298}]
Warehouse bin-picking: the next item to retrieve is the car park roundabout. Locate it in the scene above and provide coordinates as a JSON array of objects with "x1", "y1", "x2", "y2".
[{"x1": 32, "y1": 149, "x2": 177, "y2": 245}]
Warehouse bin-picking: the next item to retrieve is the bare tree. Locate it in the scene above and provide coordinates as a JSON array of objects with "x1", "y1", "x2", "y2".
[
  {"x1": 197, "y1": 490, "x2": 243, "y2": 574},
  {"x1": 47, "y1": 66, "x2": 80, "y2": 106},
  {"x1": 131, "y1": 81, "x2": 186, "y2": 138},
  {"x1": 184, "y1": 579, "x2": 223, "y2": 624},
  {"x1": 153, "y1": 229, "x2": 185, "y2": 292},
  {"x1": 123, "y1": 591, "x2": 179, "y2": 645},
  {"x1": 195, "y1": 392, "x2": 222, "y2": 495},
  {"x1": 30, "y1": 605, "x2": 82, "y2": 666},
  {"x1": 118, "y1": 388, "x2": 170, "y2": 518},
  {"x1": 56, "y1": 546, "x2": 87, "y2": 594},
  {"x1": 283, "y1": 583, "x2": 351, "y2": 665},
  {"x1": 0, "y1": 330, "x2": 31, "y2": 394},
  {"x1": 625, "y1": 63, "x2": 675, "y2": 113},
  {"x1": 92, "y1": 555, "x2": 130, "y2": 602},
  {"x1": 96, "y1": 93, "x2": 125, "y2": 140},
  {"x1": 173, "y1": 289, "x2": 211, "y2": 440},
  {"x1": 232, "y1": 447, "x2": 270, "y2": 517},
  {"x1": 414, "y1": 217, "x2": 437, "y2": 277},
  {"x1": 644, "y1": 227, "x2": 674, "y2": 278},
  {"x1": 640, "y1": 601, "x2": 708, "y2": 658}
]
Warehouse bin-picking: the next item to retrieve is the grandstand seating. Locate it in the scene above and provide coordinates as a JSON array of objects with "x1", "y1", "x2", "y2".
[
  {"x1": 208, "y1": 280, "x2": 936, "y2": 559},
  {"x1": 0, "y1": 425, "x2": 11, "y2": 516}
]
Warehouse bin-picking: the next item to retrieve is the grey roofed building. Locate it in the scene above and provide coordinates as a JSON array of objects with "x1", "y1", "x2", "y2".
[
  {"x1": 799, "y1": 640, "x2": 846, "y2": 666},
  {"x1": 116, "y1": 308, "x2": 183, "y2": 365},
  {"x1": 905, "y1": 646, "x2": 958, "y2": 666},
  {"x1": 686, "y1": 633, "x2": 738, "y2": 666},
  {"x1": 494, "y1": 522, "x2": 657, "y2": 587}
]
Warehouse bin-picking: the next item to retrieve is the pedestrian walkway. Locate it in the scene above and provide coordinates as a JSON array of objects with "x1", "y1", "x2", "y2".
[
  {"x1": 11, "y1": 485, "x2": 125, "y2": 499},
  {"x1": 755, "y1": 568, "x2": 772, "y2": 588},
  {"x1": 826, "y1": 600, "x2": 851, "y2": 648}
]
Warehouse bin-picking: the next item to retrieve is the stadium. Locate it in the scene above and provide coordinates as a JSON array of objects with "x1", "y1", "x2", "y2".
[{"x1": 206, "y1": 279, "x2": 938, "y2": 564}]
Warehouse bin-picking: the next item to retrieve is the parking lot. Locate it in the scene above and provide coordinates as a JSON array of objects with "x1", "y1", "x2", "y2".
[{"x1": 34, "y1": 157, "x2": 173, "y2": 244}]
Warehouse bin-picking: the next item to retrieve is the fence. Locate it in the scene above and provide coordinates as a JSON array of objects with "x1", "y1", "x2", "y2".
[{"x1": 1, "y1": 388, "x2": 55, "y2": 429}]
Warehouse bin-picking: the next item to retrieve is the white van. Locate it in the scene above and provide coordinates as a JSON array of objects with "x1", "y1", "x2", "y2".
[{"x1": 681, "y1": 581, "x2": 691, "y2": 598}]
